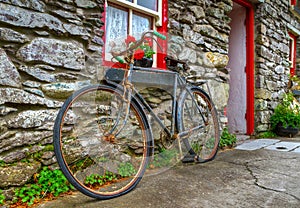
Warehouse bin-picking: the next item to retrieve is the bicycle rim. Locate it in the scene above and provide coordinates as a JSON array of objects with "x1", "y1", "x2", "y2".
[
  {"x1": 53, "y1": 84, "x2": 151, "y2": 199},
  {"x1": 177, "y1": 87, "x2": 220, "y2": 162}
]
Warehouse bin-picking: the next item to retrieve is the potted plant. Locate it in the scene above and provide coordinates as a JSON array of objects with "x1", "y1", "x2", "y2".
[
  {"x1": 125, "y1": 35, "x2": 155, "y2": 67},
  {"x1": 270, "y1": 92, "x2": 300, "y2": 137},
  {"x1": 289, "y1": 75, "x2": 300, "y2": 96}
]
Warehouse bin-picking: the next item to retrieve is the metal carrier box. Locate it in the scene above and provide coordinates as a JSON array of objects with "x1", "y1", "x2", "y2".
[{"x1": 104, "y1": 67, "x2": 178, "y2": 87}]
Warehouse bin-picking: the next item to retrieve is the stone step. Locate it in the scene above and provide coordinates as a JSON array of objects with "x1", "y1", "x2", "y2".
[{"x1": 235, "y1": 138, "x2": 300, "y2": 153}]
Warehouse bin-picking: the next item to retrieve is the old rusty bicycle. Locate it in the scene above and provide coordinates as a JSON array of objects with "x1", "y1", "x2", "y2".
[{"x1": 53, "y1": 30, "x2": 220, "y2": 199}]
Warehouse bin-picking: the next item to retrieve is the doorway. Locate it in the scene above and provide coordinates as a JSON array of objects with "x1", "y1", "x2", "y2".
[{"x1": 227, "y1": 1, "x2": 255, "y2": 135}]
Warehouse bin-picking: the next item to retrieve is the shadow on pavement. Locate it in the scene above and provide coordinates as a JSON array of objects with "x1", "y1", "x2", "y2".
[{"x1": 37, "y1": 146, "x2": 300, "y2": 208}]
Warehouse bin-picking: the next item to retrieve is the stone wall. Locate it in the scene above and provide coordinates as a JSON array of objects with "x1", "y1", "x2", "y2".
[
  {"x1": 255, "y1": 0, "x2": 300, "y2": 132},
  {"x1": 168, "y1": 0, "x2": 232, "y2": 125},
  {"x1": 0, "y1": 0, "x2": 299, "y2": 198},
  {"x1": 0, "y1": 0, "x2": 233, "y2": 196},
  {"x1": 0, "y1": 0, "x2": 104, "y2": 197}
]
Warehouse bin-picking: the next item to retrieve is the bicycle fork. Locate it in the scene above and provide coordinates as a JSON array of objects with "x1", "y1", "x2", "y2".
[{"x1": 110, "y1": 64, "x2": 134, "y2": 137}]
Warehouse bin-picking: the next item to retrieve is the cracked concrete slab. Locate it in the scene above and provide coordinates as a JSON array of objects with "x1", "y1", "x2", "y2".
[
  {"x1": 235, "y1": 139, "x2": 280, "y2": 150},
  {"x1": 265, "y1": 141, "x2": 300, "y2": 152},
  {"x1": 37, "y1": 149, "x2": 300, "y2": 208},
  {"x1": 292, "y1": 147, "x2": 300, "y2": 153}
]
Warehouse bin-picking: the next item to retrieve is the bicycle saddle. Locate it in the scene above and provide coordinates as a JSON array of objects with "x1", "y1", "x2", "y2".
[{"x1": 165, "y1": 56, "x2": 190, "y2": 72}]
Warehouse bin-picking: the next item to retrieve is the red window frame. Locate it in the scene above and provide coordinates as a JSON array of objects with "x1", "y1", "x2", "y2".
[
  {"x1": 289, "y1": 32, "x2": 298, "y2": 76},
  {"x1": 101, "y1": 0, "x2": 168, "y2": 69},
  {"x1": 290, "y1": 0, "x2": 300, "y2": 15}
]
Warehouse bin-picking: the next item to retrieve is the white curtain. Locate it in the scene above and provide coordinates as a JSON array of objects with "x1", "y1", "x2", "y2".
[
  {"x1": 132, "y1": 14, "x2": 150, "y2": 38},
  {"x1": 105, "y1": 6, "x2": 128, "y2": 55}
]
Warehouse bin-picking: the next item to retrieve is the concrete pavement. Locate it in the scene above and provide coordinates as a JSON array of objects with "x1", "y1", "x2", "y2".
[{"x1": 38, "y1": 138, "x2": 300, "y2": 208}]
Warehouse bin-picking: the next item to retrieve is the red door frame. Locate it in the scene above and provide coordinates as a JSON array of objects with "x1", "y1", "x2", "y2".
[
  {"x1": 157, "y1": 0, "x2": 168, "y2": 69},
  {"x1": 233, "y1": 0, "x2": 255, "y2": 135},
  {"x1": 289, "y1": 32, "x2": 297, "y2": 76}
]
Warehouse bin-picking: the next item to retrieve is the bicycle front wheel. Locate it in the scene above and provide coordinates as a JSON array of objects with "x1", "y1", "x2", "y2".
[
  {"x1": 177, "y1": 86, "x2": 220, "y2": 163},
  {"x1": 53, "y1": 84, "x2": 152, "y2": 199}
]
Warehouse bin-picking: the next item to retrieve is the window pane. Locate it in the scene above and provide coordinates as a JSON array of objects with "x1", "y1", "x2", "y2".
[
  {"x1": 137, "y1": 0, "x2": 157, "y2": 11},
  {"x1": 289, "y1": 38, "x2": 294, "y2": 64},
  {"x1": 105, "y1": 6, "x2": 128, "y2": 58},
  {"x1": 106, "y1": 6, "x2": 128, "y2": 40},
  {"x1": 132, "y1": 14, "x2": 151, "y2": 38}
]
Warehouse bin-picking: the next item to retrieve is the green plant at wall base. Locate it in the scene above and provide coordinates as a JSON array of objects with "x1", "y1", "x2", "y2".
[
  {"x1": 13, "y1": 167, "x2": 74, "y2": 206},
  {"x1": 0, "y1": 160, "x2": 5, "y2": 167},
  {"x1": 257, "y1": 131, "x2": 277, "y2": 138},
  {"x1": 14, "y1": 184, "x2": 41, "y2": 205},
  {"x1": 43, "y1": 144, "x2": 54, "y2": 152},
  {"x1": 151, "y1": 149, "x2": 177, "y2": 168},
  {"x1": 84, "y1": 171, "x2": 118, "y2": 187},
  {"x1": 38, "y1": 167, "x2": 73, "y2": 196},
  {"x1": 85, "y1": 174, "x2": 105, "y2": 186},
  {"x1": 270, "y1": 92, "x2": 300, "y2": 130},
  {"x1": 0, "y1": 190, "x2": 5, "y2": 205},
  {"x1": 219, "y1": 127, "x2": 237, "y2": 148},
  {"x1": 104, "y1": 171, "x2": 117, "y2": 181},
  {"x1": 118, "y1": 162, "x2": 136, "y2": 177}
]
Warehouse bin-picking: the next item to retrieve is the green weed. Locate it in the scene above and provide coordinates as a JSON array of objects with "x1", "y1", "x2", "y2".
[
  {"x1": 151, "y1": 149, "x2": 177, "y2": 168},
  {"x1": 0, "y1": 160, "x2": 5, "y2": 167},
  {"x1": 257, "y1": 131, "x2": 277, "y2": 138},
  {"x1": 0, "y1": 190, "x2": 5, "y2": 205},
  {"x1": 84, "y1": 162, "x2": 137, "y2": 188},
  {"x1": 13, "y1": 167, "x2": 74, "y2": 206},
  {"x1": 118, "y1": 162, "x2": 136, "y2": 177},
  {"x1": 85, "y1": 174, "x2": 105, "y2": 186},
  {"x1": 84, "y1": 171, "x2": 118, "y2": 187},
  {"x1": 219, "y1": 127, "x2": 237, "y2": 149}
]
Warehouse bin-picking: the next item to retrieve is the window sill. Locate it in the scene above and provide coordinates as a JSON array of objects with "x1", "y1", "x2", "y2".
[{"x1": 290, "y1": 5, "x2": 300, "y2": 19}]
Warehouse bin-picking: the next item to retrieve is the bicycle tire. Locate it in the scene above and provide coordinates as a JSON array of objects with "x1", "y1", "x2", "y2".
[
  {"x1": 53, "y1": 84, "x2": 153, "y2": 199},
  {"x1": 177, "y1": 86, "x2": 220, "y2": 163}
]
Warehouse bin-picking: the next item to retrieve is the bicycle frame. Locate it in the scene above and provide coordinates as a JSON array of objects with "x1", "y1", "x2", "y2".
[
  {"x1": 105, "y1": 30, "x2": 210, "y2": 152},
  {"x1": 53, "y1": 30, "x2": 220, "y2": 200},
  {"x1": 104, "y1": 65, "x2": 207, "y2": 147}
]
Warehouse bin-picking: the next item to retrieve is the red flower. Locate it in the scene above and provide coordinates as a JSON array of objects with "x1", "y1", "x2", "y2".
[
  {"x1": 125, "y1": 36, "x2": 136, "y2": 45},
  {"x1": 144, "y1": 37, "x2": 153, "y2": 47},
  {"x1": 134, "y1": 48, "x2": 145, "y2": 60}
]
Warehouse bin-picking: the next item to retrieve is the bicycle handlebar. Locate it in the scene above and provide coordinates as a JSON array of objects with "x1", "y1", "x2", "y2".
[
  {"x1": 153, "y1": 31, "x2": 167, "y2": 40},
  {"x1": 115, "y1": 56, "x2": 125, "y2": 64},
  {"x1": 111, "y1": 30, "x2": 166, "y2": 63}
]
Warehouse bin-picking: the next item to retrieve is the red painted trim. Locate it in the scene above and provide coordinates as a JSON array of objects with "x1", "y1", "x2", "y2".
[
  {"x1": 289, "y1": 32, "x2": 297, "y2": 76},
  {"x1": 156, "y1": 0, "x2": 168, "y2": 69},
  {"x1": 246, "y1": 6, "x2": 255, "y2": 135},
  {"x1": 233, "y1": 0, "x2": 255, "y2": 135},
  {"x1": 233, "y1": 0, "x2": 253, "y2": 7}
]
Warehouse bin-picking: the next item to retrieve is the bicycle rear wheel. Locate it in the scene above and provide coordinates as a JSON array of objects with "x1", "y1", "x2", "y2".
[
  {"x1": 177, "y1": 86, "x2": 220, "y2": 163},
  {"x1": 53, "y1": 84, "x2": 152, "y2": 199}
]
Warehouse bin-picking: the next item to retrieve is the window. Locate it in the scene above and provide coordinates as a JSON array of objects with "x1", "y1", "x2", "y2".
[
  {"x1": 104, "y1": 0, "x2": 167, "y2": 68},
  {"x1": 290, "y1": 0, "x2": 300, "y2": 17},
  {"x1": 289, "y1": 32, "x2": 298, "y2": 76}
]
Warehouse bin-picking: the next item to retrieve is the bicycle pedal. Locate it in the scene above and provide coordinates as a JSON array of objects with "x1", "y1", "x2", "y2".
[{"x1": 181, "y1": 154, "x2": 197, "y2": 163}]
